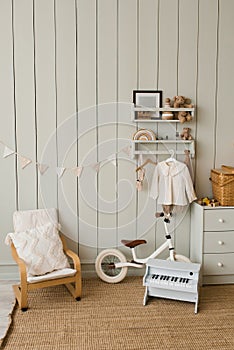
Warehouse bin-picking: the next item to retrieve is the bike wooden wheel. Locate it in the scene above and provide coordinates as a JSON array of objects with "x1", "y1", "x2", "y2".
[{"x1": 95, "y1": 249, "x2": 128, "y2": 283}]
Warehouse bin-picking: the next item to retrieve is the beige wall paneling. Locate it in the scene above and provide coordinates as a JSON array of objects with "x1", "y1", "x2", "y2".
[
  {"x1": 0, "y1": 0, "x2": 17, "y2": 276},
  {"x1": 136, "y1": 0, "x2": 159, "y2": 259},
  {"x1": 77, "y1": 0, "x2": 97, "y2": 262},
  {"x1": 117, "y1": 0, "x2": 138, "y2": 258},
  {"x1": 2, "y1": 0, "x2": 234, "y2": 278},
  {"x1": 13, "y1": 0, "x2": 37, "y2": 210},
  {"x1": 97, "y1": 0, "x2": 118, "y2": 250},
  {"x1": 55, "y1": 0, "x2": 78, "y2": 253},
  {"x1": 174, "y1": 0, "x2": 198, "y2": 257},
  {"x1": 34, "y1": 0, "x2": 57, "y2": 211},
  {"x1": 196, "y1": 0, "x2": 218, "y2": 198},
  {"x1": 156, "y1": 0, "x2": 179, "y2": 258},
  {"x1": 215, "y1": 0, "x2": 234, "y2": 167}
]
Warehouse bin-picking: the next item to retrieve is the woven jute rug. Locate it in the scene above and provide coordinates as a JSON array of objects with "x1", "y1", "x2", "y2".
[{"x1": 1, "y1": 277, "x2": 234, "y2": 349}]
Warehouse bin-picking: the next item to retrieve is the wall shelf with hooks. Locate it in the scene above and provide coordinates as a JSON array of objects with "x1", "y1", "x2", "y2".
[{"x1": 131, "y1": 140, "x2": 195, "y2": 159}]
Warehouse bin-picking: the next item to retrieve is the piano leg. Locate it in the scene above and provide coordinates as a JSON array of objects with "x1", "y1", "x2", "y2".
[
  {"x1": 194, "y1": 299, "x2": 198, "y2": 314},
  {"x1": 143, "y1": 287, "x2": 148, "y2": 306}
]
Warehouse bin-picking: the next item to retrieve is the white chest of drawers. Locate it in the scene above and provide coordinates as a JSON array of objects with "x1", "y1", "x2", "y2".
[{"x1": 190, "y1": 202, "x2": 234, "y2": 285}]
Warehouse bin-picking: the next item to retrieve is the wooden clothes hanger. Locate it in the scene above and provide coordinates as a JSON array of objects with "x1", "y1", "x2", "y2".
[{"x1": 135, "y1": 158, "x2": 157, "y2": 172}]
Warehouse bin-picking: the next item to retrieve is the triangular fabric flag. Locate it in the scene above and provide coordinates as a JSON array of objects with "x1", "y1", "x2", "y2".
[
  {"x1": 19, "y1": 155, "x2": 32, "y2": 169},
  {"x1": 122, "y1": 145, "x2": 131, "y2": 157},
  {"x1": 72, "y1": 166, "x2": 83, "y2": 178},
  {"x1": 111, "y1": 158, "x2": 117, "y2": 167},
  {"x1": 3, "y1": 146, "x2": 15, "y2": 158},
  {"x1": 92, "y1": 162, "x2": 100, "y2": 173},
  {"x1": 107, "y1": 154, "x2": 117, "y2": 167},
  {"x1": 56, "y1": 167, "x2": 66, "y2": 179},
  {"x1": 37, "y1": 163, "x2": 49, "y2": 175}
]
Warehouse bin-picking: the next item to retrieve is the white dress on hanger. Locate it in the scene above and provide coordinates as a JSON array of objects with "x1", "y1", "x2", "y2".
[{"x1": 150, "y1": 159, "x2": 197, "y2": 206}]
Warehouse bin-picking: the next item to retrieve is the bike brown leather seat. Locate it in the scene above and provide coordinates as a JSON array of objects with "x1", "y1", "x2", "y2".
[{"x1": 121, "y1": 239, "x2": 147, "y2": 248}]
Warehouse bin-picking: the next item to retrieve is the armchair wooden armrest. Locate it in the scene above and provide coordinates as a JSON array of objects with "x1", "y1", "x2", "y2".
[
  {"x1": 10, "y1": 243, "x2": 28, "y2": 310},
  {"x1": 10, "y1": 243, "x2": 27, "y2": 282},
  {"x1": 65, "y1": 249, "x2": 81, "y2": 271},
  {"x1": 60, "y1": 234, "x2": 81, "y2": 270},
  {"x1": 60, "y1": 233, "x2": 82, "y2": 300}
]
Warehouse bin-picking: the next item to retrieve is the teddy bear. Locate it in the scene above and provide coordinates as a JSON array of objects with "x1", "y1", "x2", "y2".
[
  {"x1": 173, "y1": 96, "x2": 193, "y2": 108},
  {"x1": 180, "y1": 127, "x2": 193, "y2": 140},
  {"x1": 173, "y1": 95, "x2": 194, "y2": 123},
  {"x1": 177, "y1": 110, "x2": 193, "y2": 123}
]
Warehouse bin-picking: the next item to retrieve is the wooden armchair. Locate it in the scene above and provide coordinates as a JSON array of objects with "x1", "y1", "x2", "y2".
[{"x1": 6, "y1": 209, "x2": 82, "y2": 311}]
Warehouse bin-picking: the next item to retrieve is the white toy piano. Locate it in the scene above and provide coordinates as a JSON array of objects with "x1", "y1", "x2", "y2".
[{"x1": 143, "y1": 258, "x2": 201, "y2": 313}]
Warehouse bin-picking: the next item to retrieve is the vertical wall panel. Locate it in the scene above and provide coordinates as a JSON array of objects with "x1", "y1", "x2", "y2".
[
  {"x1": 14, "y1": 0, "x2": 37, "y2": 210},
  {"x1": 158, "y1": 0, "x2": 178, "y2": 96},
  {"x1": 97, "y1": 0, "x2": 117, "y2": 249},
  {"x1": 118, "y1": 0, "x2": 138, "y2": 104},
  {"x1": 118, "y1": 0, "x2": 138, "y2": 256},
  {"x1": 137, "y1": 0, "x2": 159, "y2": 258},
  {"x1": 56, "y1": 0, "x2": 78, "y2": 251},
  {"x1": 34, "y1": 0, "x2": 57, "y2": 210},
  {"x1": 216, "y1": 0, "x2": 234, "y2": 167},
  {"x1": 139, "y1": 0, "x2": 158, "y2": 89},
  {"x1": 77, "y1": 0, "x2": 97, "y2": 262},
  {"x1": 157, "y1": 0, "x2": 179, "y2": 257},
  {"x1": 175, "y1": 0, "x2": 198, "y2": 256},
  {"x1": 0, "y1": 0, "x2": 17, "y2": 275},
  {"x1": 196, "y1": 0, "x2": 218, "y2": 197}
]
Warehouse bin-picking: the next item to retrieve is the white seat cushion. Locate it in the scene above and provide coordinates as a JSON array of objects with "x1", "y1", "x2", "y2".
[
  {"x1": 27, "y1": 268, "x2": 76, "y2": 283},
  {"x1": 5, "y1": 222, "x2": 69, "y2": 276}
]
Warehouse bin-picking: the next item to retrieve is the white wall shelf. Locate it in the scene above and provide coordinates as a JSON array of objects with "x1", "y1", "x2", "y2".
[
  {"x1": 131, "y1": 140, "x2": 195, "y2": 158},
  {"x1": 131, "y1": 104, "x2": 195, "y2": 122}
]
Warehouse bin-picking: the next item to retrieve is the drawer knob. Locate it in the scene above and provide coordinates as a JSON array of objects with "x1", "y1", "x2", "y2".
[
  {"x1": 217, "y1": 262, "x2": 223, "y2": 267},
  {"x1": 218, "y1": 218, "x2": 224, "y2": 223},
  {"x1": 218, "y1": 240, "x2": 224, "y2": 245}
]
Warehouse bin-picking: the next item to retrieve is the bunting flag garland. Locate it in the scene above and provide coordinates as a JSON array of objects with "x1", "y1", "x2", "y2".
[
  {"x1": 107, "y1": 154, "x2": 117, "y2": 167},
  {"x1": 37, "y1": 163, "x2": 49, "y2": 175},
  {"x1": 0, "y1": 140, "x2": 131, "y2": 179},
  {"x1": 3, "y1": 146, "x2": 15, "y2": 158},
  {"x1": 122, "y1": 145, "x2": 131, "y2": 157},
  {"x1": 72, "y1": 166, "x2": 83, "y2": 178},
  {"x1": 56, "y1": 167, "x2": 66, "y2": 179},
  {"x1": 19, "y1": 155, "x2": 32, "y2": 169},
  {"x1": 92, "y1": 162, "x2": 100, "y2": 173},
  {"x1": 111, "y1": 158, "x2": 117, "y2": 167}
]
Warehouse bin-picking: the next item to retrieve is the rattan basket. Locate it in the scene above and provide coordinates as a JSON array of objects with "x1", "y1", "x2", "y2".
[{"x1": 210, "y1": 166, "x2": 234, "y2": 206}]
